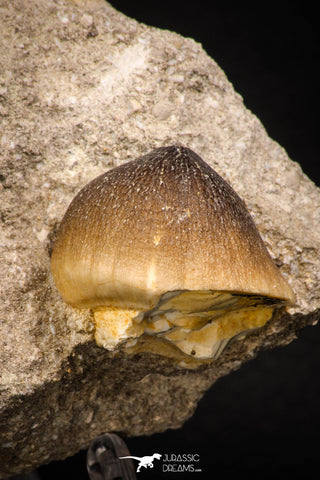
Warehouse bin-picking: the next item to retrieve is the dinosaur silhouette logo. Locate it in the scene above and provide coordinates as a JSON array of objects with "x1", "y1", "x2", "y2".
[{"x1": 120, "y1": 453, "x2": 162, "y2": 472}]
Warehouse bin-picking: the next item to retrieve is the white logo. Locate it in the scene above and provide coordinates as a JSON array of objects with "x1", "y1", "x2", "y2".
[{"x1": 119, "y1": 453, "x2": 162, "y2": 472}]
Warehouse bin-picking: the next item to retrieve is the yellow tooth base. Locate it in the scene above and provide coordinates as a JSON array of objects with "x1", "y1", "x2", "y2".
[
  {"x1": 160, "y1": 306, "x2": 273, "y2": 359},
  {"x1": 93, "y1": 306, "x2": 143, "y2": 349},
  {"x1": 91, "y1": 291, "x2": 280, "y2": 367}
]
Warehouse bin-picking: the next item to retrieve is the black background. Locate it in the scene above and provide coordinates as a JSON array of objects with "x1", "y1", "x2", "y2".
[{"x1": 17, "y1": 2, "x2": 320, "y2": 479}]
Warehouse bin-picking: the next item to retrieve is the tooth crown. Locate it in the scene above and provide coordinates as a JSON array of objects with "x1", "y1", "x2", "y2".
[{"x1": 51, "y1": 146, "x2": 294, "y2": 365}]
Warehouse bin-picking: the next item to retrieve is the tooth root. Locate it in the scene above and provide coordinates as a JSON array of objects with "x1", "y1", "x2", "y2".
[
  {"x1": 148, "y1": 304, "x2": 274, "y2": 359},
  {"x1": 91, "y1": 291, "x2": 277, "y2": 365},
  {"x1": 93, "y1": 307, "x2": 143, "y2": 349}
]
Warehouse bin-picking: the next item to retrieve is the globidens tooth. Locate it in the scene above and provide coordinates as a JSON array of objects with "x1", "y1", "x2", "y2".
[{"x1": 50, "y1": 145, "x2": 295, "y2": 367}]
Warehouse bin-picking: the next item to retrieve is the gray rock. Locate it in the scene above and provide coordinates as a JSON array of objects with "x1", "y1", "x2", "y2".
[{"x1": 0, "y1": 0, "x2": 319, "y2": 477}]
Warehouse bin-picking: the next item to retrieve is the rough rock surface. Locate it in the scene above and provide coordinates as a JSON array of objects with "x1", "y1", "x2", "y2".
[{"x1": 0, "y1": 0, "x2": 319, "y2": 477}]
